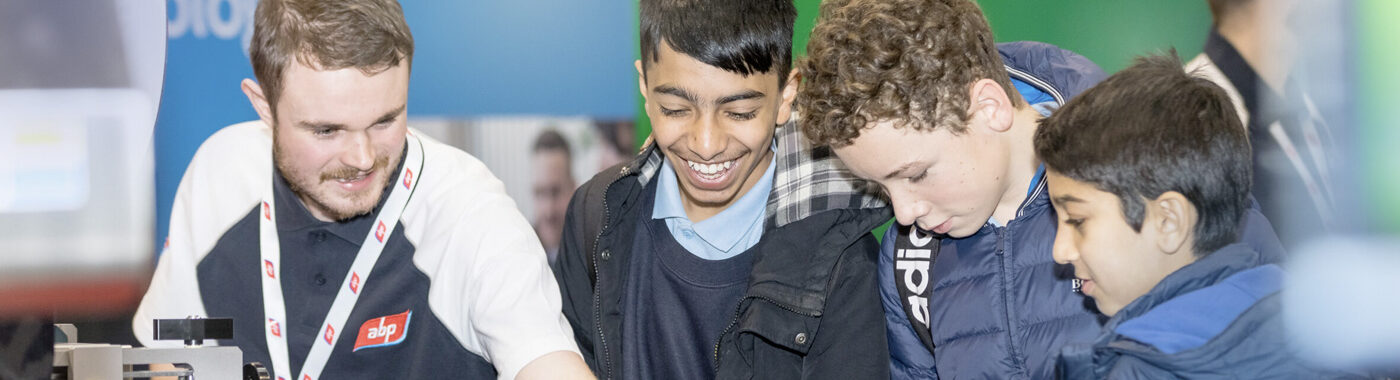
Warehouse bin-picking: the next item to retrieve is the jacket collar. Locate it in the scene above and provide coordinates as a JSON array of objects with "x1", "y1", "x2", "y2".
[
  {"x1": 1058, "y1": 243, "x2": 1282, "y2": 378},
  {"x1": 765, "y1": 116, "x2": 888, "y2": 228},
  {"x1": 1060, "y1": 244, "x2": 1273, "y2": 376},
  {"x1": 1012, "y1": 165, "x2": 1051, "y2": 223},
  {"x1": 1107, "y1": 243, "x2": 1268, "y2": 329},
  {"x1": 993, "y1": 41, "x2": 1103, "y2": 224},
  {"x1": 997, "y1": 41, "x2": 1108, "y2": 105}
]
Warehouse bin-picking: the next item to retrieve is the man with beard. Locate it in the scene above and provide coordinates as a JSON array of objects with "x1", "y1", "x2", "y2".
[{"x1": 133, "y1": 1, "x2": 591, "y2": 379}]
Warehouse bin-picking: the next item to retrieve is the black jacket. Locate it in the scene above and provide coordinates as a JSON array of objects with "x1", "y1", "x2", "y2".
[{"x1": 554, "y1": 122, "x2": 893, "y2": 379}]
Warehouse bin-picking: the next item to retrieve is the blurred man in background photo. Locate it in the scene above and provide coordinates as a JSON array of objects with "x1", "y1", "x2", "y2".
[
  {"x1": 594, "y1": 119, "x2": 637, "y2": 171},
  {"x1": 532, "y1": 129, "x2": 577, "y2": 265}
]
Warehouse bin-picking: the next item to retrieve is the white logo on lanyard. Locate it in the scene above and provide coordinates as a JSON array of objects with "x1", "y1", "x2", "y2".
[{"x1": 260, "y1": 132, "x2": 425, "y2": 380}]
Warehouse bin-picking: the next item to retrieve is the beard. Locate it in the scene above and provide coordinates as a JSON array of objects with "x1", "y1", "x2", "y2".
[{"x1": 274, "y1": 140, "x2": 397, "y2": 222}]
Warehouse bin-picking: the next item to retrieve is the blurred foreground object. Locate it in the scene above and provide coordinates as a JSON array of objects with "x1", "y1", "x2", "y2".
[
  {"x1": 0, "y1": 1, "x2": 163, "y2": 317},
  {"x1": 1281, "y1": 0, "x2": 1400, "y2": 375},
  {"x1": 1286, "y1": 237, "x2": 1400, "y2": 373}
]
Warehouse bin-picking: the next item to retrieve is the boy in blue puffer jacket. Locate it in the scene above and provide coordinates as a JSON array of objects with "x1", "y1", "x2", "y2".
[
  {"x1": 1038, "y1": 53, "x2": 1350, "y2": 379},
  {"x1": 797, "y1": 0, "x2": 1286, "y2": 378}
]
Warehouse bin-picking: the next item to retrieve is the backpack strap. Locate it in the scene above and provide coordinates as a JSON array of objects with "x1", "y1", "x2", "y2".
[{"x1": 893, "y1": 223, "x2": 941, "y2": 353}]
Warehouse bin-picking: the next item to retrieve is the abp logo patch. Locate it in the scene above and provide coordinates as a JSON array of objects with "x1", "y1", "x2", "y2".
[
  {"x1": 264, "y1": 259, "x2": 276, "y2": 279},
  {"x1": 402, "y1": 168, "x2": 414, "y2": 189},
  {"x1": 374, "y1": 220, "x2": 387, "y2": 243},
  {"x1": 353, "y1": 310, "x2": 411, "y2": 352}
]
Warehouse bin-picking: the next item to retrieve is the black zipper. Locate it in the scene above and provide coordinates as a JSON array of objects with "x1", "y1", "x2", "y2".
[
  {"x1": 1004, "y1": 65, "x2": 1055, "y2": 372},
  {"x1": 994, "y1": 228, "x2": 1022, "y2": 371},
  {"x1": 592, "y1": 165, "x2": 632, "y2": 380}
]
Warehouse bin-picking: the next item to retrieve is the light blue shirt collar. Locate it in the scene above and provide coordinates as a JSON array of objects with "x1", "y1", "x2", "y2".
[{"x1": 652, "y1": 154, "x2": 776, "y2": 260}]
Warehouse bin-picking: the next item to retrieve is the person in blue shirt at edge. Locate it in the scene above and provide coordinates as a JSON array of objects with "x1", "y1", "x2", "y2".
[
  {"x1": 1039, "y1": 53, "x2": 1357, "y2": 379},
  {"x1": 796, "y1": 0, "x2": 1286, "y2": 378},
  {"x1": 552, "y1": 0, "x2": 892, "y2": 378}
]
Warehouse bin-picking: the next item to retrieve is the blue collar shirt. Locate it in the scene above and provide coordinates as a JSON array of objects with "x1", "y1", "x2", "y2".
[{"x1": 651, "y1": 153, "x2": 776, "y2": 261}]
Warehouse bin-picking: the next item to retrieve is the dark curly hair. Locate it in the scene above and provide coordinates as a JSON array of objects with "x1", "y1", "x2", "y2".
[{"x1": 797, "y1": 0, "x2": 1021, "y2": 148}]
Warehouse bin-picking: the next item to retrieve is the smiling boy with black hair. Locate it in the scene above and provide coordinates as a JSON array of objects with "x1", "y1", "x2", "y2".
[{"x1": 552, "y1": 0, "x2": 891, "y2": 378}]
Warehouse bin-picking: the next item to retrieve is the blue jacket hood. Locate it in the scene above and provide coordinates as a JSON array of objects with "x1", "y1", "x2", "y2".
[
  {"x1": 1057, "y1": 244, "x2": 1350, "y2": 379},
  {"x1": 997, "y1": 41, "x2": 1107, "y2": 104},
  {"x1": 1111, "y1": 244, "x2": 1281, "y2": 355}
]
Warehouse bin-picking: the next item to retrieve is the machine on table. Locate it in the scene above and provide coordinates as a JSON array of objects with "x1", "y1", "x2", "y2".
[{"x1": 52, "y1": 318, "x2": 267, "y2": 380}]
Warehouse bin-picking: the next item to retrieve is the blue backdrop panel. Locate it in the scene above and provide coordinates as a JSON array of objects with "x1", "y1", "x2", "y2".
[{"x1": 405, "y1": 1, "x2": 635, "y2": 117}]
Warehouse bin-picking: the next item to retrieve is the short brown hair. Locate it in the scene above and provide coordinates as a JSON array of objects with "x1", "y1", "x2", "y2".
[
  {"x1": 249, "y1": 0, "x2": 414, "y2": 115},
  {"x1": 797, "y1": 0, "x2": 1021, "y2": 148}
]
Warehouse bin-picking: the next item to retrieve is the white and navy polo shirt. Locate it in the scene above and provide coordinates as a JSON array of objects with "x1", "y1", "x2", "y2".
[{"x1": 134, "y1": 121, "x2": 579, "y2": 380}]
